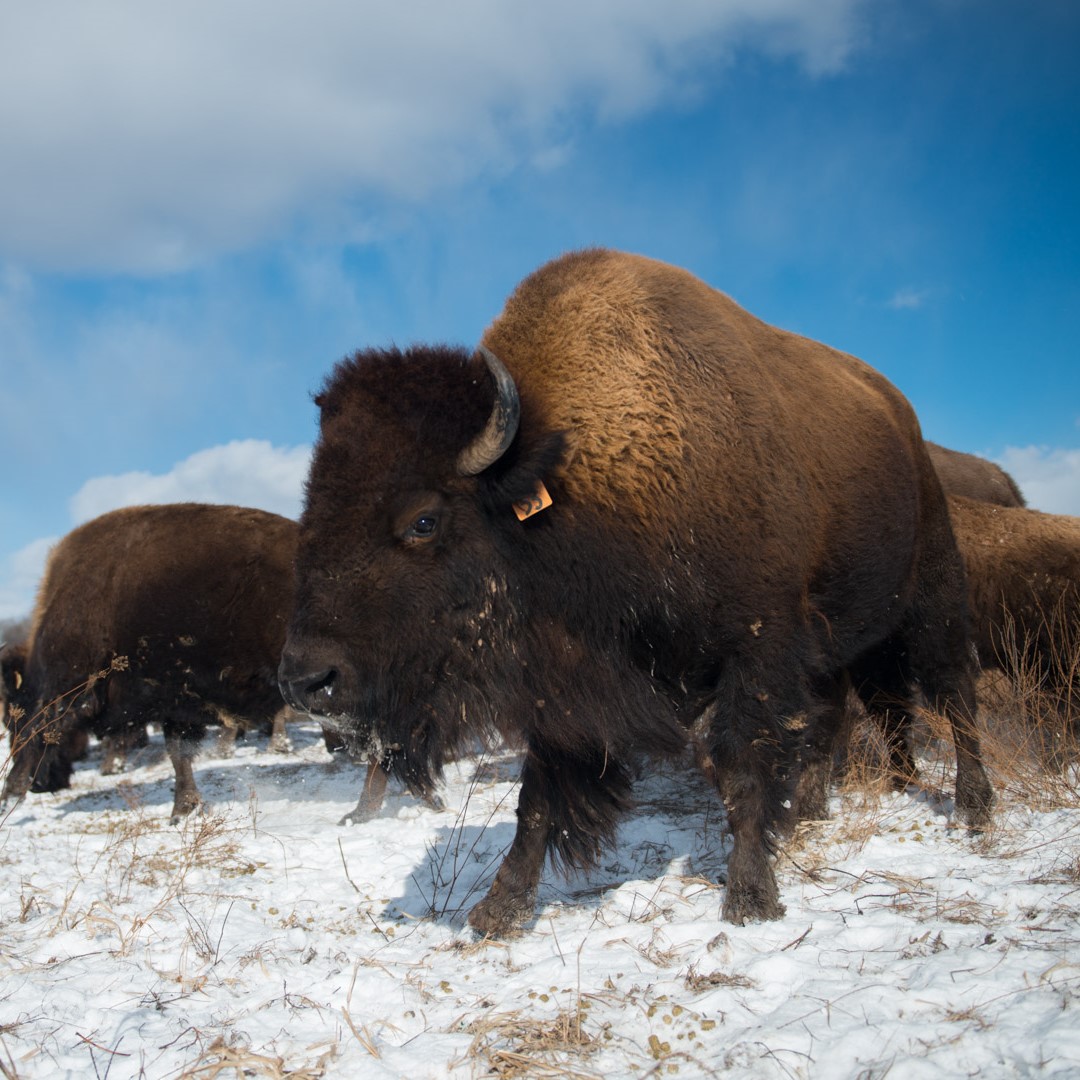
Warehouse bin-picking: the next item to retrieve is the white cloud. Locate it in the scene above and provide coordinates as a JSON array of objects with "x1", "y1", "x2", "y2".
[
  {"x1": 0, "y1": 536, "x2": 57, "y2": 622},
  {"x1": 70, "y1": 440, "x2": 312, "y2": 524},
  {"x1": 0, "y1": 440, "x2": 311, "y2": 620},
  {"x1": 996, "y1": 445, "x2": 1080, "y2": 516},
  {"x1": 0, "y1": 0, "x2": 866, "y2": 273}
]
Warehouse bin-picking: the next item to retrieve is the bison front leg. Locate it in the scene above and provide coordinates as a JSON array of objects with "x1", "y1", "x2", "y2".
[
  {"x1": 1, "y1": 754, "x2": 32, "y2": 803},
  {"x1": 468, "y1": 743, "x2": 631, "y2": 937}
]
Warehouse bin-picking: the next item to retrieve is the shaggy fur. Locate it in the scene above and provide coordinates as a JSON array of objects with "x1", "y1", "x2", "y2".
[
  {"x1": 2, "y1": 504, "x2": 298, "y2": 819},
  {"x1": 928, "y1": 442, "x2": 1026, "y2": 507},
  {"x1": 281, "y1": 248, "x2": 992, "y2": 933}
]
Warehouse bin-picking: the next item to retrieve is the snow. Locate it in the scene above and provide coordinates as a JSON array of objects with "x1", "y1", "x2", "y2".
[{"x1": 1, "y1": 722, "x2": 1079, "y2": 1079}]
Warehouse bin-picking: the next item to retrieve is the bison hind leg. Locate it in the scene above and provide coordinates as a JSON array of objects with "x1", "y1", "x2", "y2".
[
  {"x1": 339, "y1": 758, "x2": 391, "y2": 825},
  {"x1": 701, "y1": 659, "x2": 817, "y2": 924},
  {"x1": 165, "y1": 731, "x2": 204, "y2": 823}
]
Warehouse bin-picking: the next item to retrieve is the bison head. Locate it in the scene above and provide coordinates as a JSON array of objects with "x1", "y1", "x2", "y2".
[
  {"x1": 1, "y1": 644, "x2": 79, "y2": 797},
  {"x1": 278, "y1": 344, "x2": 563, "y2": 791}
]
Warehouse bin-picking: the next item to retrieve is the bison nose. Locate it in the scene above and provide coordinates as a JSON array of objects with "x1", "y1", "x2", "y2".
[{"x1": 278, "y1": 658, "x2": 339, "y2": 716}]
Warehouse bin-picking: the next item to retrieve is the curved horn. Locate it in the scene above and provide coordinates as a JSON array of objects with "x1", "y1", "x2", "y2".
[{"x1": 457, "y1": 346, "x2": 521, "y2": 475}]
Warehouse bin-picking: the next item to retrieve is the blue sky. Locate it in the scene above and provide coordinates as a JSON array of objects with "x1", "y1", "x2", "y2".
[{"x1": 2, "y1": 0, "x2": 1078, "y2": 619}]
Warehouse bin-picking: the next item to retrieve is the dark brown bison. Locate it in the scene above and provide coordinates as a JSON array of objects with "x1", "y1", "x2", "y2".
[
  {"x1": 927, "y1": 442, "x2": 1026, "y2": 507},
  {"x1": 279, "y1": 247, "x2": 992, "y2": 932},
  {"x1": 1, "y1": 504, "x2": 301, "y2": 819}
]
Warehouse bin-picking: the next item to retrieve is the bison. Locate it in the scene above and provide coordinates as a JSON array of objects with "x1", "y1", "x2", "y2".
[
  {"x1": 279, "y1": 247, "x2": 992, "y2": 932},
  {"x1": 952, "y1": 496, "x2": 1079, "y2": 755},
  {"x1": 927, "y1": 442, "x2": 1026, "y2": 508},
  {"x1": 2, "y1": 504, "x2": 302, "y2": 819},
  {"x1": 860, "y1": 494, "x2": 1080, "y2": 781},
  {"x1": 847, "y1": 445, "x2": 1027, "y2": 780}
]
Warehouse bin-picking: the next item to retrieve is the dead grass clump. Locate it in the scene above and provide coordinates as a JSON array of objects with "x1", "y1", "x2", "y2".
[
  {"x1": 177, "y1": 1034, "x2": 335, "y2": 1079},
  {"x1": 458, "y1": 1006, "x2": 601, "y2": 1079},
  {"x1": 683, "y1": 966, "x2": 756, "y2": 992},
  {"x1": 34, "y1": 809, "x2": 257, "y2": 958}
]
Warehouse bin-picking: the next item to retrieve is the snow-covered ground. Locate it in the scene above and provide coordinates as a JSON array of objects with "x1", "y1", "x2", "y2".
[{"x1": 1, "y1": 720, "x2": 1079, "y2": 1079}]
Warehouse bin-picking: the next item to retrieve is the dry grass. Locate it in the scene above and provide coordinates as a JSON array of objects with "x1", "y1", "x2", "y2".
[
  {"x1": 176, "y1": 1035, "x2": 336, "y2": 1079},
  {"x1": 457, "y1": 1005, "x2": 601, "y2": 1079}
]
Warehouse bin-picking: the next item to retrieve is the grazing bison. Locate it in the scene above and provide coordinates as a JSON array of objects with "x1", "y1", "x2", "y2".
[
  {"x1": 927, "y1": 442, "x2": 1026, "y2": 508},
  {"x1": 953, "y1": 496, "x2": 1079, "y2": 748},
  {"x1": 1, "y1": 504, "x2": 301, "y2": 819},
  {"x1": 279, "y1": 247, "x2": 992, "y2": 932}
]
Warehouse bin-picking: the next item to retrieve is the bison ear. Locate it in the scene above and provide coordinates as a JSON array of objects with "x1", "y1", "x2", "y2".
[{"x1": 478, "y1": 428, "x2": 567, "y2": 517}]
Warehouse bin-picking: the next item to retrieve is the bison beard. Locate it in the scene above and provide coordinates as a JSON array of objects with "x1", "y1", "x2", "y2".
[{"x1": 280, "y1": 248, "x2": 993, "y2": 933}]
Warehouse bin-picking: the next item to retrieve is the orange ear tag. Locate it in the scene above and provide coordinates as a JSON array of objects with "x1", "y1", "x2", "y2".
[{"x1": 513, "y1": 480, "x2": 553, "y2": 522}]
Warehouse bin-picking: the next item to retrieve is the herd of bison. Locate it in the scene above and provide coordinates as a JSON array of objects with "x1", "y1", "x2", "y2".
[{"x1": 2, "y1": 249, "x2": 1078, "y2": 935}]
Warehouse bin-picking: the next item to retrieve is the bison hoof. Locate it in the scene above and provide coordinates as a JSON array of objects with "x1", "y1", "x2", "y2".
[
  {"x1": 169, "y1": 797, "x2": 204, "y2": 825},
  {"x1": 956, "y1": 778, "x2": 994, "y2": 832},
  {"x1": 339, "y1": 804, "x2": 378, "y2": 826},
  {"x1": 422, "y1": 792, "x2": 446, "y2": 813},
  {"x1": 269, "y1": 734, "x2": 293, "y2": 754},
  {"x1": 468, "y1": 889, "x2": 536, "y2": 937},
  {"x1": 721, "y1": 883, "x2": 786, "y2": 926}
]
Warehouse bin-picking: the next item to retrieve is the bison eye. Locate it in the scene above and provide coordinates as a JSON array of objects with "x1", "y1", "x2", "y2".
[{"x1": 405, "y1": 514, "x2": 439, "y2": 542}]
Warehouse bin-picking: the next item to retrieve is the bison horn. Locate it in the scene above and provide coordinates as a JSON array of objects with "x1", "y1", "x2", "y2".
[{"x1": 457, "y1": 346, "x2": 521, "y2": 475}]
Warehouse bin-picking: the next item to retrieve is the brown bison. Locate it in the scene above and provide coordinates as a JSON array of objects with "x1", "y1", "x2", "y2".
[
  {"x1": 279, "y1": 248, "x2": 992, "y2": 932},
  {"x1": 928, "y1": 442, "x2": 1026, "y2": 507},
  {"x1": 1, "y1": 504, "x2": 301, "y2": 819}
]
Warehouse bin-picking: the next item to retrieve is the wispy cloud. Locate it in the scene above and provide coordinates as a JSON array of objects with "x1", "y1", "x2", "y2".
[
  {"x1": 0, "y1": 1, "x2": 867, "y2": 273},
  {"x1": 887, "y1": 287, "x2": 929, "y2": 310},
  {"x1": 996, "y1": 445, "x2": 1080, "y2": 515}
]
